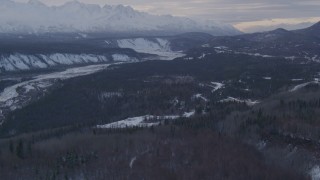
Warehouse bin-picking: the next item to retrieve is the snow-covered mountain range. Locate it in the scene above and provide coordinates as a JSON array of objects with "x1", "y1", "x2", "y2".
[{"x1": 0, "y1": 0, "x2": 240, "y2": 35}]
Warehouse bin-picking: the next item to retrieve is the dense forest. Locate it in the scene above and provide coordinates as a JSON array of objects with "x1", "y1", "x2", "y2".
[
  {"x1": 2, "y1": 53, "x2": 320, "y2": 135},
  {"x1": 0, "y1": 125, "x2": 306, "y2": 179},
  {"x1": 1, "y1": 53, "x2": 320, "y2": 179}
]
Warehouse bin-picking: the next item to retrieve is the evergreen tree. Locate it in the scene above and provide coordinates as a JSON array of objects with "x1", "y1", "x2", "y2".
[
  {"x1": 9, "y1": 140, "x2": 14, "y2": 154},
  {"x1": 16, "y1": 140, "x2": 24, "y2": 159}
]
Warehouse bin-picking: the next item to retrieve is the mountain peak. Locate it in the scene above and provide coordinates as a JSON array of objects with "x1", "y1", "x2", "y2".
[
  {"x1": 28, "y1": 0, "x2": 42, "y2": 4},
  {"x1": 273, "y1": 28, "x2": 289, "y2": 33},
  {"x1": 267, "y1": 28, "x2": 290, "y2": 35},
  {"x1": 0, "y1": 1, "x2": 239, "y2": 36},
  {"x1": 311, "y1": 21, "x2": 320, "y2": 28},
  {"x1": 112, "y1": 4, "x2": 135, "y2": 13},
  {"x1": 62, "y1": 0, "x2": 84, "y2": 7},
  {"x1": 27, "y1": 0, "x2": 46, "y2": 7},
  {"x1": 301, "y1": 21, "x2": 320, "y2": 32}
]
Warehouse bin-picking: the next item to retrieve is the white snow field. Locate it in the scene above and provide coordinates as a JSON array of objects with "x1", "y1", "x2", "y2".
[
  {"x1": 290, "y1": 81, "x2": 320, "y2": 92},
  {"x1": 219, "y1": 97, "x2": 260, "y2": 106},
  {"x1": 117, "y1": 38, "x2": 185, "y2": 60},
  {"x1": 97, "y1": 111, "x2": 195, "y2": 129}
]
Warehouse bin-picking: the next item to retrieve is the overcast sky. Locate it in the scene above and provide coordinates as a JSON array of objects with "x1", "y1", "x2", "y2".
[{"x1": 13, "y1": 0, "x2": 320, "y2": 32}]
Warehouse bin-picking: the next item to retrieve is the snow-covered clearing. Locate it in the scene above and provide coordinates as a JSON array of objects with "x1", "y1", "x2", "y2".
[
  {"x1": 183, "y1": 111, "x2": 195, "y2": 118},
  {"x1": 129, "y1": 157, "x2": 137, "y2": 168},
  {"x1": 201, "y1": 44, "x2": 210, "y2": 48},
  {"x1": 112, "y1": 54, "x2": 137, "y2": 62},
  {"x1": 290, "y1": 81, "x2": 320, "y2": 92},
  {"x1": 219, "y1": 97, "x2": 260, "y2": 106},
  {"x1": 207, "y1": 82, "x2": 224, "y2": 92},
  {"x1": 197, "y1": 53, "x2": 213, "y2": 59},
  {"x1": 246, "y1": 53, "x2": 274, "y2": 58},
  {"x1": 192, "y1": 94, "x2": 209, "y2": 102},
  {"x1": 99, "y1": 92, "x2": 123, "y2": 99},
  {"x1": 97, "y1": 115, "x2": 162, "y2": 129},
  {"x1": 96, "y1": 111, "x2": 195, "y2": 129}
]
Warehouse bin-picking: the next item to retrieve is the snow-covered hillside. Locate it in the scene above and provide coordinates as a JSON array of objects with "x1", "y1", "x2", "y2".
[
  {"x1": 117, "y1": 38, "x2": 185, "y2": 60},
  {"x1": 0, "y1": 37, "x2": 188, "y2": 72},
  {"x1": 0, "y1": 38, "x2": 185, "y2": 72},
  {"x1": 96, "y1": 111, "x2": 195, "y2": 129},
  {"x1": 0, "y1": 53, "x2": 136, "y2": 72},
  {"x1": 0, "y1": 0, "x2": 240, "y2": 35}
]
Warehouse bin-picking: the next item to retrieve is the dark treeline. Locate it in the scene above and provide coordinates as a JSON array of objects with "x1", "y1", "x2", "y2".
[{"x1": 0, "y1": 126, "x2": 306, "y2": 180}]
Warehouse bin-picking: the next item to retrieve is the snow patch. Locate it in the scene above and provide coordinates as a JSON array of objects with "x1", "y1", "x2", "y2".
[
  {"x1": 290, "y1": 81, "x2": 320, "y2": 92},
  {"x1": 219, "y1": 97, "x2": 260, "y2": 106},
  {"x1": 183, "y1": 111, "x2": 195, "y2": 118},
  {"x1": 192, "y1": 94, "x2": 209, "y2": 102},
  {"x1": 198, "y1": 53, "x2": 207, "y2": 59},
  {"x1": 201, "y1": 44, "x2": 210, "y2": 48},
  {"x1": 129, "y1": 157, "x2": 137, "y2": 168},
  {"x1": 285, "y1": 56, "x2": 297, "y2": 60},
  {"x1": 233, "y1": 51, "x2": 274, "y2": 58},
  {"x1": 208, "y1": 82, "x2": 224, "y2": 92},
  {"x1": 97, "y1": 111, "x2": 195, "y2": 129},
  {"x1": 97, "y1": 115, "x2": 169, "y2": 129},
  {"x1": 214, "y1": 46, "x2": 228, "y2": 50},
  {"x1": 99, "y1": 92, "x2": 122, "y2": 99},
  {"x1": 310, "y1": 166, "x2": 320, "y2": 180},
  {"x1": 256, "y1": 141, "x2": 267, "y2": 150},
  {"x1": 24, "y1": 84, "x2": 36, "y2": 93},
  {"x1": 112, "y1": 54, "x2": 136, "y2": 62},
  {"x1": 184, "y1": 57, "x2": 194, "y2": 60}
]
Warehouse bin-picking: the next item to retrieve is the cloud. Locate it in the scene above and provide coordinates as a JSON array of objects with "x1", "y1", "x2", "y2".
[
  {"x1": 234, "y1": 17, "x2": 320, "y2": 32},
  {"x1": 12, "y1": 0, "x2": 320, "y2": 32}
]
